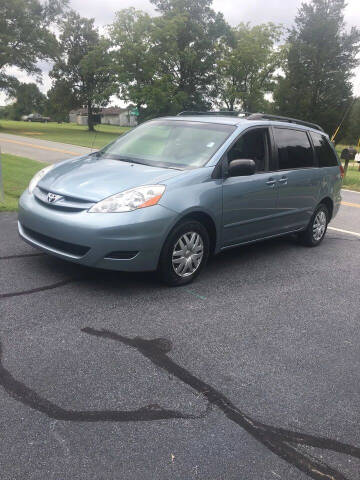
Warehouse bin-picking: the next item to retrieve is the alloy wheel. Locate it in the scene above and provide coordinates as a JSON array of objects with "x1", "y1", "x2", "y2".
[
  {"x1": 172, "y1": 232, "x2": 204, "y2": 277},
  {"x1": 312, "y1": 210, "x2": 327, "y2": 241}
]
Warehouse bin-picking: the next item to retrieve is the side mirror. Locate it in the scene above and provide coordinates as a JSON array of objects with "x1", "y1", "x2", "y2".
[{"x1": 228, "y1": 159, "x2": 256, "y2": 177}]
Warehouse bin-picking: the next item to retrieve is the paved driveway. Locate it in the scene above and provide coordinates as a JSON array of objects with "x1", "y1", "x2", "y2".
[
  {"x1": 0, "y1": 192, "x2": 359, "y2": 480},
  {"x1": 0, "y1": 133, "x2": 92, "y2": 163}
]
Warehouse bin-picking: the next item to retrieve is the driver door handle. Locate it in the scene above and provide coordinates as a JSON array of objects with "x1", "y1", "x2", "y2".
[{"x1": 278, "y1": 176, "x2": 288, "y2": 185}]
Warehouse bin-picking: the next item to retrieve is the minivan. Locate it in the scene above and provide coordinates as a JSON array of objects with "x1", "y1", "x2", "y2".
[{"x1": 18, "y1": 112, "x2": 343, "y2": 285}]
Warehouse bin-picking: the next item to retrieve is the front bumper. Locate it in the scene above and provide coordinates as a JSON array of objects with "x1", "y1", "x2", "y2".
[{"x1": 18, "y1": 191, "x2": 177, "y2": 271}]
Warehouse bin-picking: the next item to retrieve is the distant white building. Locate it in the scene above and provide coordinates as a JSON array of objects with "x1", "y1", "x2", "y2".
[
  {"x1": 69, "y1": 106, "x2": 137, "y2": 127},
  {"x1": 68, "y1": 108, "x2": 89, "y2": 125}
]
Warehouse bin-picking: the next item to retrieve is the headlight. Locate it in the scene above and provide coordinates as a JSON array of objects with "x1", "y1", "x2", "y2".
[
  {"x1": 28, "y1": 164, "x2": 54, "y2": 194},
  {"x1": 88, "y1": 185, "x2": 166, "y2": 213}
]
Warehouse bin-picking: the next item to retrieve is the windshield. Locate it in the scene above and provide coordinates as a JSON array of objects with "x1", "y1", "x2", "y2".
[{"x1": 98, "y1": 120, "x2": 236, "y2": 169}]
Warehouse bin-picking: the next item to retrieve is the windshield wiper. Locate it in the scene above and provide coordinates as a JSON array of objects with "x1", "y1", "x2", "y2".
[
  {"x1": 96, "y1": 153, "x2": 146, "y2": 165},
  {"x1": 97, "y1": 153, "x2": 186, "y2": 170},
  {"x1": 116, "y1": 156, "x2": 150, "y2": 166}
]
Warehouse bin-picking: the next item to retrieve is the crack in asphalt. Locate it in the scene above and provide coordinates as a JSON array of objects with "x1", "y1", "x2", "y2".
[
  {"x1": 81, "y1": 328, "x2": 360, "y2": 480},
  {"x1": 0, "y1": 337, "x2": 210, "y2": 422},
  {"x1": 0, "y1": 327, "x2": 359, "y2": 480},
  {"x1": 0, "y1": 278, "x2": 78, "y2": 300},
  {"x1": 0, "y1": 251, "x2": 82, "y2": 300},
  {"x1": 1, "y1": 240, "x2": 360, "y2": 478},
  {"x1": 0, "y1": 253, "x2": 45, "y2": 260}
]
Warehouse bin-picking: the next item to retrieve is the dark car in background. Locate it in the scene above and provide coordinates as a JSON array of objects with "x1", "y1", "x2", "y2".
[{"x1": 22, "y1": 113, "x2": 51, "y2": 123}]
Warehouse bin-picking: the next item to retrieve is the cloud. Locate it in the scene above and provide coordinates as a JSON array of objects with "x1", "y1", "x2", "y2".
[
  {"x1": 70, "y1": 0, "x2": 156, "y2": 26},
  {"x1": 213, "y1": 0, "x2": 299, "y2": 27}
]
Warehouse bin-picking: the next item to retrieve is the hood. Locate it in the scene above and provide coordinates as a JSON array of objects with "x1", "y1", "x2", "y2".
[{"x1": 38, "y1": 155, "x2": 184, "y2": 202}]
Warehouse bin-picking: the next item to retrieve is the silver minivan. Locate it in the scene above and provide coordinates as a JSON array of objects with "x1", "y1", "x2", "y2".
[{"x1": 19, "y1": 112, "x2": 343, "y2": 285}]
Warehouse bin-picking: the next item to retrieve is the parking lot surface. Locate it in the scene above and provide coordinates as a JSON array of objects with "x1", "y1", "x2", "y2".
[{"x1": 0, "y1": 192, "x2": 359, "y2": 480}]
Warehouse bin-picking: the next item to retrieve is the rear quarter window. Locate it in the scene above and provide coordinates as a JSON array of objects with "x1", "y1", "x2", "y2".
[
  {"x1": 274, "y1": 128, "x2": 314, "y2": 170},
  {"x1": 310, "y1": 132, "x2": 338, "y2": 167}
]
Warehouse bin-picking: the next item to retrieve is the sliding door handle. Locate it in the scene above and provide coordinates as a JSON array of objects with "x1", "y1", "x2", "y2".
[{"x1": 266, "y1": 179, "x2": 276, "y2": 186}]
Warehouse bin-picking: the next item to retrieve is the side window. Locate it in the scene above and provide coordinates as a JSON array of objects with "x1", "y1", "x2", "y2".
[
  {"x1": 274, "y1": 128, "x2": 314, "y2": 170},
  {"x1": 227, "y1": 128, "x2": 269, "y2": 172},
  {"x1": 310, "y1": 132, "x2": 338, "y2": 167}
]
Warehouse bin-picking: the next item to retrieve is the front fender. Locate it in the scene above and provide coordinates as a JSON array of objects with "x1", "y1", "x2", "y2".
[{"x1": 159, "y1": 168, "x2": 223, "y2": 252}]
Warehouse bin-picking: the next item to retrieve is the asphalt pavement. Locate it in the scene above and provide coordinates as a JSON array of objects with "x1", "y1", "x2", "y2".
[
  {"x1": 0, "y1": 192, "x2": 360, "y2": 480},
  {"x1": 0, "y1": 192, "x2": 359, "y2": 480},
  {"x1": 328, "y1": 189, "x2": 360, "y2": 236},
  {"x1": 0, "y1": 133, "x2": 92, "y2": 163}
]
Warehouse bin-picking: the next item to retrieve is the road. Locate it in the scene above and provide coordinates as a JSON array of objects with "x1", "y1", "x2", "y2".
[
  {"x1": 0, "y1": 191, "x2": 359, "y2": 480},
  {"x1": 328, "y1": 189, "x2": 360, "y2": 237},
  {"x1": 0, "y1": 132, "x2": 92, "y2": 163}
]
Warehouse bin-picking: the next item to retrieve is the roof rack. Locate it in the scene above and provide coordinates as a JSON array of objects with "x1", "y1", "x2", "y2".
[
  {"x1": 246, "y1": 113, "x2": 324, "y2": 132},
  {"x1": 177, "y1": 111, "x2": 247, "y2": 117},
  {"x1": 177, "y1": 110, "x2": 324, "y2": 132}
]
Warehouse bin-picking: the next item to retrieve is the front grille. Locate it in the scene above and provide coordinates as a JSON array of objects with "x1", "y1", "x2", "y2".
[
  {"x1": 34, "y1": 187, "x2": 94, "y2": 211},
  {"x1": 22, "y1": 226, "x2": 90, "y2": 257}
]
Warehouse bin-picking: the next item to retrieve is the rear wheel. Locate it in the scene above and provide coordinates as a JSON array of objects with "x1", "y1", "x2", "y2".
[
  {"x1": 158, "y1": 220, "x2": 209, "y2": 286},
  {"x1": 298, "y1": 204, "x2": 329, "y2": 246}
]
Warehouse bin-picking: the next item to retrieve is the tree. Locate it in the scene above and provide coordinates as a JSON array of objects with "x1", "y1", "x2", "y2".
[
  {"x1": 213, "y1": 23, "x2": 284, "y2": 112},
  {"x1": 341, "y1": 98, "x2": 360, "y2": 144},
  {"x1": 273, "y1": 0, "x2": 360, "y2": 135},
  {"x1": 110, "y1": 0, "x2": 230, "y2": 120},
  {"x1": 0, "y1": 0, "x2": 67, "y2": 94},
  {"x1": 150, "y1": 0, "x2": 230, "y2": 113},
  {"x1": 8, "y1": 82, "x2": 46, "y2": 120},
  {"x1": 50, "y1": 11, "x2": 116, "y2": 130},
  {"x1": 45, "y1": 81, "x2": 77, "y2": 123},
  {"x1": 109, "y1": 8, "x2": 158, "y2": 121}
]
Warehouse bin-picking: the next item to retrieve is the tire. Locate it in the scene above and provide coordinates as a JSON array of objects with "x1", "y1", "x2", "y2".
[
  {"x1": 298, "y1": 203, "x2": 329, "y2": 247},
  {"x1": 158, "y1": 220, "x2": 210, "y2": 286}
]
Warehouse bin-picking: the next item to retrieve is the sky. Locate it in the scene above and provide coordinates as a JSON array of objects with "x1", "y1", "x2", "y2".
[{"x1": 2, "y1": 0, "x2": 360, "y2": 105}]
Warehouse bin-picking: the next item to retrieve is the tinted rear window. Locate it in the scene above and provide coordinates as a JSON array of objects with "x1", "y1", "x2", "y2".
[
  {"x1": 274, "y1": 128, "x2": 314, "y2": 169},
  {"x1": 310, "y1": 132, "x2": 338, "y2": 167}
]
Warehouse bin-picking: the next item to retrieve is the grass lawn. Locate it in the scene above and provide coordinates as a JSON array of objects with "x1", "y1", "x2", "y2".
[
  {"x1": 0, "y1": 120, "x2": 130, "y2": 149},
  {"x1": 0, "y1": 153, "x2": 47, "y2": 212},
  {"x1": 335, "y1": 145, "x2": 360, "y2": 191},
  {"x1": 342, "y1": 164, "x2": 360, "y2": 192}
]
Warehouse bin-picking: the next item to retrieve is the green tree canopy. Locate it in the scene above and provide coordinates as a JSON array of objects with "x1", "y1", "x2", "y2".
[
  {"x1": 109, "y1": 8, "x2": 158, "y2": 121},
  {"x1": 341, "y1": 98, "x2": 360, "y2": 144},
  {"x1": 9, "y1": 82, "x2": 47, "y2": 120},
  {"x1": 273, "y1": 0, "x2": 360, "y2": 135},
  {"x1": 213, "y1": 23, "x2": 284, "y2": 112},
  {"x1": 110, "y1": 0, "x2": 230, "y2": 120},
  {"x1": 0, "y1": 0, "x2": 67, "y2": 94},
  {"x1": 45, "y1": 80, "x2": 77, "y2": 123},
  {"x1": 50, "y1": 11, "x2": 117, "y2": 130},
  {"x1": 151, "y1": 0, "x2": 229, "y2": 113}
]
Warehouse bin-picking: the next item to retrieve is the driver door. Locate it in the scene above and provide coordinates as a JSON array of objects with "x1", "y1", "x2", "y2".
[{"x1": 222, "y1": 127, "x2": 280, "y2": 247}]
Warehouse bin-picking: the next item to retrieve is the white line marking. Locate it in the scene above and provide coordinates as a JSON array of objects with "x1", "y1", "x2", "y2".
[{"x1": 328, "y1": 226, "x2": 360, "y2": 237}]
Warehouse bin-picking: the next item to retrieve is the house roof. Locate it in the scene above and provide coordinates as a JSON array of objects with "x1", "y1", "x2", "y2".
[
  {"x1": 69, "y1": 108, "x2": 88, "y2": 115},
  {"x1": 101, "y1": 106, "x2": 135, "y2": 115},
  {"x1": 101, "y1": 107, "x2": 123, "y2": 115}
]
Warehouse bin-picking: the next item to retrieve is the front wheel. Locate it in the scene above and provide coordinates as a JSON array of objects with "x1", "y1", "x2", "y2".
[
  {"x1": 298, "y1": 204, "x2": 329, "y2": 246},
  {"x1": 158, "y1": 220, "x2": 209, "y2": 286}
]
